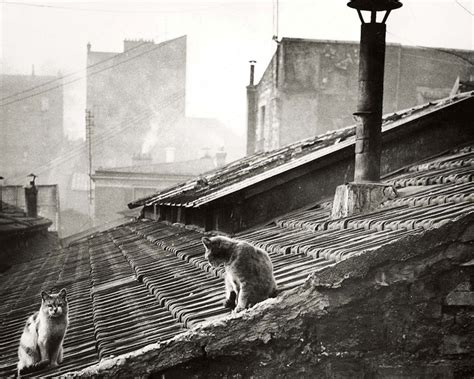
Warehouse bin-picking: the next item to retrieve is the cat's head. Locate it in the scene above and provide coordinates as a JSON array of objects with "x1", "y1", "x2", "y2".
[
  {"x1": 202, "y1": 236, "x2": 234, "y2": 267},
  {"x1": 41, "y1": 289, "x2": 68, "y2": 318}
]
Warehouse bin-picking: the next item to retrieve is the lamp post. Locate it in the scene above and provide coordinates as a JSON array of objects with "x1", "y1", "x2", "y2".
[{"x1": 348, "y1": 0, "x2": 402, "y2": 182}]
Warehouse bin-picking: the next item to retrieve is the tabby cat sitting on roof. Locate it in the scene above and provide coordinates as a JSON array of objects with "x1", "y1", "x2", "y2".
[
  {"x1": 17, "y1": 289, "x2": 69, "y2": 375},
  {"x1": 202, "y1": 236, "x2": 277, "y2": 312}
]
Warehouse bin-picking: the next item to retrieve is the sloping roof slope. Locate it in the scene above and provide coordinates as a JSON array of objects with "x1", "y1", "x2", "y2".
[
  {"x1": 129, "y1": 92, "x2": 473, "y2": 209},
  {"x1": 0, "y1": 202, "x2": 52, "y2": 240},
  {"x1": 94, "y1": 156, "x2": 216, "y2": 177},
  {"x1": 0, "y1": 142, "x2": 472, "y2": 376}
]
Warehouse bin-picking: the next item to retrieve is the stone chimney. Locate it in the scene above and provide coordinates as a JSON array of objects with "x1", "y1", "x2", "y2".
[
  {"x1": 165, "y1": 147, "x2": 176, "y2": 163},
  {"x1": 215, "y1": 148, "x2": 227, "y2": 168},
  {"x1": 25, "y1": 174, "x2": 38, "y2": 218},
  {"x1": 246, "y1": 60, "x2": 258, "y2": 156}
]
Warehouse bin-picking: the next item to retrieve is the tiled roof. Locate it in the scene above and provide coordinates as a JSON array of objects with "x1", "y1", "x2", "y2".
[
  {"x1": 0, "y1": 143, "x2": 472, "y2": 377},
  {"x1": 128, "y1": 92, "x2": 473, "y2": 209},
  {"x1": 0, "y1": 202, "x2": 52, "y2": 239}
]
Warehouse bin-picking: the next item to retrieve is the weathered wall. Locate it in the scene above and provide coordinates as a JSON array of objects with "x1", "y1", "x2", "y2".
[
  {"x1": 72, "y1": 213, "x2": 474, "y2": 378},
  {"x1": 251, "y1": 38, "x2": 474, "y2": 153},
  {"x1": 86, "y1": 37, "x2": 187, "y2": 169},
  {"x1": 93, "y1": 176, "x2": 189, "y2": 226},
  {"x1": 0, "y1": 74, "x2": 64, "y2": 181}
]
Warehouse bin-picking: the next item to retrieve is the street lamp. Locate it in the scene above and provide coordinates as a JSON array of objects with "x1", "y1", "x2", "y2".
[{"x1": 348, "y1": 0, "x2": 402, "y2": 182}]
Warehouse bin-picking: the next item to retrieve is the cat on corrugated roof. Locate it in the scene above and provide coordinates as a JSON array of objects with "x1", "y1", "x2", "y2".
[
  {"x1": 202, "y1": 236, "x2": 277, "y2": 312},
  {"x1": 17, "y1": 289, "x2": 69, "y2": 375}
]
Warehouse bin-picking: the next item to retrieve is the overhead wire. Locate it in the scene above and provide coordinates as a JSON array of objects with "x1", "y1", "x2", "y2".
[
  {"x1": 1, "y1": 38, "x2": 184, "y2": 107},
  {"x1": 0, "y1": 40, "x2": 152, "y2": 103},
  {"x1": 454, "y1": 0, "x2": 474, "y2": 16},
  {"x1": 8, "y1": 92, "x2": 185, "y2": 182},
  {"x1": 2, "y1": 1, "x2": 223, "y2": 14}
]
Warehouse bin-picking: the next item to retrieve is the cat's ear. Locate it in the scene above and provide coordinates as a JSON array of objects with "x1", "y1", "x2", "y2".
[
  {"x1": 41, "y1": 291, "x2": 50, "y2": 301},
  {"x1": 59, "y1": 288, "x2": 67, "y2": 299},
  {"x1": 202, "y1": 237, "x2": 212, "y2": 249}
]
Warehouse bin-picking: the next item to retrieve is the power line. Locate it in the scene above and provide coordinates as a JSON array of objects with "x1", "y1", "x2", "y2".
[
  {"x1": 454, "y1": 0, "x2": 474, "y2": 16},
  {"x1": 0, "y1": 40, "x2": 152, "y2": 103},
  {"x1": 7, "y1": 92, "x2": 185, "y2": 182},
  {"x1": 2, "y1": 1, "x2": 223, "y2": 14},
  {"x1": 0, "y1": 38, "x2": 184, "y2": 107},
  {"x1": 386, "y1": 30, "x2": 474, "y2": 66}
]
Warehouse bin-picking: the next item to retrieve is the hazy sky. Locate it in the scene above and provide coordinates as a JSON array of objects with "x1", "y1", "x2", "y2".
[{"x1": 1, "y1": 0, "x2": 473, "y2": 140}]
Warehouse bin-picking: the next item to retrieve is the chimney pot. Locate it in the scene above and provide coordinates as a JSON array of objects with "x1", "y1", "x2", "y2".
[
  {"x1": 215, "y1": 148, "x2": 227, "y2": 167},
  {"x1": 249, "y1": 60, "x2": 256, "y2": 86},
  {"x1": 25, "y1": 174, "x2": 38, "y2": 218}
]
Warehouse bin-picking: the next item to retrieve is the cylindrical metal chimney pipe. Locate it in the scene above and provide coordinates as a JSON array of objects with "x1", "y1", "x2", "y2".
[
  {"x1": 348, "y1": 0, "x2": 402, "y2": 183},
  {"x1": 354, "y1": 22, "x2": 386, "y2": 182}
]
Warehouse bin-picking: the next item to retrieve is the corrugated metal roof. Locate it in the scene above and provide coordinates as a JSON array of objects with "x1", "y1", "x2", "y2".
[
  {"x1": 0, "y1": 142, "x2": 472, "y2": 377},
  {"x1": 128, "y1": 92, "x2": 473, "y2": 210}
]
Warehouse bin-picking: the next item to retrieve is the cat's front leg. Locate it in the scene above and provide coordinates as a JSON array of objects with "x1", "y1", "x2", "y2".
[
  {"x1": 234, "y1": 285, "x2": 250, "y2": 313},
  {"x1": 57, "y1": 345, "x2": 63, "y2": 364},
  {"x1": 49, "y1": 343, "x2": 63, "y2": 367},
  {"x1": 37, "y1": 341, "x2": 50, "y2": 364},
  {"x1": 223, "y1": 275, "x2": 237, "y2": 309}
]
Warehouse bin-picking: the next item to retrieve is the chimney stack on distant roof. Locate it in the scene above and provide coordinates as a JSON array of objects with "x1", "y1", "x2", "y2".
[
  {"x1": 25, "y1": 174, "x2": 38, "y2": 218},
  {"x1": 87, "y1": 42, "x2": 91, "y2": 53},
  {"x1": 215, "y1": 148, "x2": 227, "y2": 168},
  {"x1": 249, "y1": 60, "x2": 256, "y2": 86},
  {"x1": 246, "y1": 60, "x2": 258, "y2": 156},
  {"x1": 165, "y1": 147, "x2": 176, "y2": 163}
]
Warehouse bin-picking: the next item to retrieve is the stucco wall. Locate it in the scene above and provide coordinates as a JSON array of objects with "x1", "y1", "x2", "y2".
[
  {"x1": 86, "y1": 37, "x2": 187, "y2": 169},
  {"x1": 0, "y1": 74, "x2": 64, "y2": 181},
  {"x1": 251, "y1": 39, "x2": 474, "y2": 153}
]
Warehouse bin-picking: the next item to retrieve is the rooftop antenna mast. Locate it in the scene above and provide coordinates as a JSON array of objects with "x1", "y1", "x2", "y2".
[
  {"x1": 272, "y1": 0, "x2": 279, "y2": 42},
  {"x1": 85, "y1": 109, "x2": 94, "y2": 221}
]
